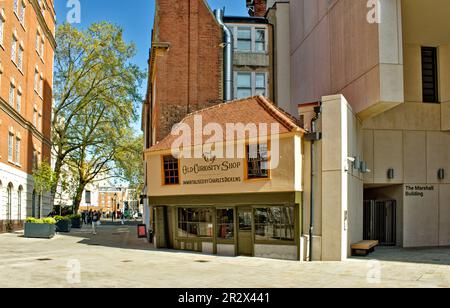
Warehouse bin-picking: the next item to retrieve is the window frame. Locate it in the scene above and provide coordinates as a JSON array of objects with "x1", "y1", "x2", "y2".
[
  {"x1": 254, "y1": 206, "x2": 296, "y2": 243},
  {"x1": 177, "y1": 207, "x2": 214, "y2": 239},
  {"x1": 234, "y1": 71, "x2": 268, "y2": 100},
  {"x1": 231, "y1": 25, "x2": 268, "y2": 53},
  {"x1": 421, "y1": 46, "x2": 439, "y2": 103},
  {"x1": 245, "y1": 142, "x2": 271, "y2": 181},
  {"x1": 161, "y1": 155, "x2": 180, "y2": 186}
]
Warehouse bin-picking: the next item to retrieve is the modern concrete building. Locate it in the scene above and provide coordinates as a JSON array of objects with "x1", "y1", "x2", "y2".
[
  {"x1": 290, "y1": 0, "x2": 450, "y2": 260},
  {"x1": 0, "y1": 0, "x2": 56, "y2": 232}
]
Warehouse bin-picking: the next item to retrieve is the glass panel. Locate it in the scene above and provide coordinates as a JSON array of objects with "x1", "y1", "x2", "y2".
[
  {"x1": 237, "y1": 89, "x2": 252, "y2": 99},
  {"x1": 238, "y1": 28, "x2": 251, "y2": 40},
  {"x1": 256, "y1": 74, "x2": 265, "y2": 88},
  {"x1": 177, "y1": 208, "x2": 213, "y2": 238},
  {"x1": 217, "y1": 209, "x2": 234, "y2": 239},
  {"x1": 237, "y1": 73, "x2": 251, "y2": 87},
  {"x1": 238, "y1": 210, "x2": 252, "y2": 231},
  {"x1": 237, "y1": 40, "x2": 251, "y2": 51},
  {"x1": 254, "y1": 207, "x2": 295, "y2": 241},
  {"x1": 237, "y1": 28, "x2": 251, "y2": 51}
]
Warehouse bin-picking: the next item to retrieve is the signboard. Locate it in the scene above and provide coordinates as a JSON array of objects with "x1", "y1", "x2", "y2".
[
  {"x1": 180, "y1": 156, "x2": 244, "y2": 185},
  {"x1": 137, "y1": 224, "x2": 147, "y2": 239},
  {"x1": 405, "y1": 185, "x2": 435, "y2": 198}
]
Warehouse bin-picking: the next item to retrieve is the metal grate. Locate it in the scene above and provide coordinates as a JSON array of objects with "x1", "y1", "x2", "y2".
[{"x1": 364, "y1": 200, "x2": 396, "y2": 246}]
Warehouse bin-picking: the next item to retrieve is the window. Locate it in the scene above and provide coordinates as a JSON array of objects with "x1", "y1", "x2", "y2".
[
  {"x1": 255, "y1": 73, "x2": 266, "y2": 96},
  {"x1": 255, "y1": 207, "x2": 295, "y2": 241},
  {"x1": 422, "y1": 47, "x2": 438, "y2": 103},
  {"x1": 235, "y1": 72, "x2": 268, "y2": 99},
  {"x1": 163, "y1": 155, "x2": 179, "y2": 185},
  {"x1": 15, "y1": 137, "x2": 21, "y2": 164},
  {"x1": 39, "y1": 75, "x2": 44, "y2": 96},
  {"x1": 236, "y1": 72, "x2": 252, "y2": 99},
  {"x1": 38, "y1": 113, "x2": 41, "y2": 131},
  {"x1": 40, "y1": 39, "x2": 44, "y2": 58},
  {"x1": 0, "y1": 13, "x2": 4, "y2": 46},
  {"x1": 18, "y1": 45, "x2": 23, "y2": 70},
  {"x1": 17, "y1": 187, "x2": 22, "y2": 220},
  {"x1": 33, "y1": 108, "x2": 37, "y2": 126},
  {"x1": 7, "y1": 184, "x2": 12, "y2": 221},
  {"x1": 11, "y1": 36, "x2": 17, "y2": 63},
  {"x1": 9, "y1": 83, "x2": 15, "y2": 106},
  {"x1": 177, "y1": 208, "x2": 213, "y2": 238},
  {"x1": 16, "y1": 89, "x2": 21, "y2": 112},
  {"x1": 246, "y1": 143, "x2": 269, "y2": 179},
  {"x1": 34, "y1": 69, "x2": 39, "y2": 91},
  {"x1": 237, "y1": 27, "x2": 251, "y2": 51},
  {"x1": 36, "y1": 31, "x2": 40, "y2": 51},
  {"x1": 217, "y1": 209, "x2": 234, "y2": 240},
  {"x1": 255, "y1": 29, "x2": 266, "y2": 52},
  {"x1": 13, "y1": 0, "x2": 19, "y2": 15},
  {"x1": 19, "y1": 1, "x2": 25, "y2": 25},
  {"x1": 8, "y1": 132, "x2": 14, "y2": 161}
]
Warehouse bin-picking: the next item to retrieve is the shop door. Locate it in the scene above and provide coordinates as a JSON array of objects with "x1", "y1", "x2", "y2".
[{"x1": 237, "y1": 208, "x2": 253, "y2": 256}]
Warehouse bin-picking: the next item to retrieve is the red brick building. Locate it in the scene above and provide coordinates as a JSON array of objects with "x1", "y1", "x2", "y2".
[
  {"x1": 0, "y1": 0, "x2": 56, "y2": 232},
  {"x1": 143, "y1": 0, "x2": 223, "y2": 148}
]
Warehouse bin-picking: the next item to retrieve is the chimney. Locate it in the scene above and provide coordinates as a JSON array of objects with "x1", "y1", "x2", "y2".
[{"x1": 246, "y1": 0, "x2": 267, "y2": 17}]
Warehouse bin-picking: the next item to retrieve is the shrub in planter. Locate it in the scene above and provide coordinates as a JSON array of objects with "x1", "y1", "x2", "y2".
[
  {"x1": 24, "y1": 217, "x2": 56, "y2": 239},
  {"x1": 69, "y1": 214, "x2": 82, "y2": 229},
  {"x1": 55, "y1": 216, "x2": 72, "y2": 233}
]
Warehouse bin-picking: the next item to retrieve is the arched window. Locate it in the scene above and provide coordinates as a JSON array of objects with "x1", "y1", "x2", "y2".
[
  {"x1": 7, "y1": 183, "x2": 13, "y2": 221},
  {"x1": 17, "y1": 186, "x2": 23, "y2": 221}
]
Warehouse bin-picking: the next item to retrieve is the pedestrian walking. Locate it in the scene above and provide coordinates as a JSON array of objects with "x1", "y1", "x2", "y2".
[
  {"x1": 121, "y1": 212, "x2": 125, "y2": 225},
  {"x1": 81, "y1": 211, "x2": 87, "y2": 225},
  {"x1": 92, "y1": 211, "x2": 99, "y2": 235}
]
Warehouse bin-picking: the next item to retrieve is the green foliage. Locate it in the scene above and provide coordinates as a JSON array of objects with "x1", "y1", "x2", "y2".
[
  {"x1": 25, "y1": 217, "x2": 57, "y2": 225},
  {"x1": 32, "y1": 162, "x2": 57, "y2": 194},
  {"x1": 54, "y1": 215, "x2": 71, "y2": 222},
  {"x1": 114, "y1": 134, "x2": 144, "y2": 190},
  {"x1": 68, "y1": 214, "x2": 81, "y2": 220},
  {"x1": 52, "y1": 22, "x2": 146, "y2": 212}
]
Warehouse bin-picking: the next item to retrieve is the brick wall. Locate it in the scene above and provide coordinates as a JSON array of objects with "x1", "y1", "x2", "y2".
[{"x1": 150, "y1": 0, "x2": 223, "y2": 143}]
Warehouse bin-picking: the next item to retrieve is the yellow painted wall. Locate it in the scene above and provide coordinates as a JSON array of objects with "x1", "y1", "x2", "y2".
[{"x1": 146, "y1": 135, "x2": 302, "y2": 197}]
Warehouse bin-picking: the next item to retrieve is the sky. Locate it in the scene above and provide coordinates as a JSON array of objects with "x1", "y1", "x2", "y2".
[{"x1": 54, "y1": 0, "x2": 248, "y2": 133}]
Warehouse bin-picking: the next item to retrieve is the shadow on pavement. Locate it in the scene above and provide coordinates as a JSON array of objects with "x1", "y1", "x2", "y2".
[
  {"x1": 351, "y1": 246, "x2": 450, "y2": 265},
  {"x1": 58, "y1": 220, "x2": 156, "y2": 252}
]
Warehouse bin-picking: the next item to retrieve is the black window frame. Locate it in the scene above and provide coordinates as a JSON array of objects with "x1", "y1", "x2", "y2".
[
  {"x1": 246, "y1": 143, "x2": 270, "y2": 180},
  {"x1": 163, "y1": 155, "x2": 180, "y2": 185},
  {"x1": 421, "y1": 46, "x2": 439, "y2": 103}
]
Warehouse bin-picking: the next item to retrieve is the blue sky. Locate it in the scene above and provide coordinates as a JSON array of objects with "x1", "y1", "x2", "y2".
[{"x1": 55, "y1": 0, "x2": 247, "y2": 133}]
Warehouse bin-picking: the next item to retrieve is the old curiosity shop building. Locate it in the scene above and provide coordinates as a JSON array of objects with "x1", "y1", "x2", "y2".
[{"x1": 145, "y1": 96, "x2": 305, "y2": 260}]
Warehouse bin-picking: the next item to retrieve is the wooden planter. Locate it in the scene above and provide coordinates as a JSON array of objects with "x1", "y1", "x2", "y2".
[{"x1": 24, "y1": 223, "x2": 56, "y2": 239}]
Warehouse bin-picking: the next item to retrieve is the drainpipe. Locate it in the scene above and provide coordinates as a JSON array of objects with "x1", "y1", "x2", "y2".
[
  {"x1": 305, "y1": 105, "x2": 322, "y2": 261},
  {"x1": 214, "y1": 8, "x2": 234, "y2": 102}
]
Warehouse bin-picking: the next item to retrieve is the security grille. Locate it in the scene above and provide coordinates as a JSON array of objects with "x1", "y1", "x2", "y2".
[{"x1": 363, "y1": 200, "x2": 396, "y2": 246}]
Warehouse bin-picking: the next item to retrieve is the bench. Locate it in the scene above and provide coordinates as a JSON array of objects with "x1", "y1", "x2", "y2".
[{"x1": 351, "y1": 240, "x2": 379, "y2": 256}]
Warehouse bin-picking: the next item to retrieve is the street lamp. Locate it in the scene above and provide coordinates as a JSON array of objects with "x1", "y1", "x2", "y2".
[{"x1": 113, "y1": 193, "x2": 117, "y2": 222}]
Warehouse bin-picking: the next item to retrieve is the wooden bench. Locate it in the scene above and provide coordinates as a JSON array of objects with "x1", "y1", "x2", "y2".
[{"x1": 351, "y1": 240, "x2": 379, "y2": 256}]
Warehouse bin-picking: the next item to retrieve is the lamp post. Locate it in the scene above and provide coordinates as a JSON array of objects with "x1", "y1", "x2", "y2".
[{"x1": 113, "y1": 193, "x2": 117, "y2": 222}]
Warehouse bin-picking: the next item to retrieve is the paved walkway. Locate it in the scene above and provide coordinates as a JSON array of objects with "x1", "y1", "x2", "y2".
[{"x1": 0, "y1": 223, "x2": 449, "y2": 288}]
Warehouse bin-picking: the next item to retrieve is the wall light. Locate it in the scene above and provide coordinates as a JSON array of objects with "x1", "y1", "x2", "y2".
[
  {"x1": 387, "y1": 168, "x2": 395, "y2": 180},
  {"x1": 438, "y1": 169, "x2": 445, "y2": 180}
]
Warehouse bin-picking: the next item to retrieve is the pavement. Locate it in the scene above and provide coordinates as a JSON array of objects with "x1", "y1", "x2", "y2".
[{"x1": 0, "y1": 221, "x2": 449, "y2": 288}]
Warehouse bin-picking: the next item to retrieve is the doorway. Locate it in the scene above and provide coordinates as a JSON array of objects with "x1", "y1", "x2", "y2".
[
  {"x1": 364, "y1": 200, "x2": 397, "y2": 246},
  {"x1": 237, "y1": 208, "x2": 253, "y2": 256}
]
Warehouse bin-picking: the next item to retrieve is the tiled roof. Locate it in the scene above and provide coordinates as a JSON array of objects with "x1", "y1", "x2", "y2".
[{"x1": 149, "y1": 96, "x2": 304, "y2": 152}]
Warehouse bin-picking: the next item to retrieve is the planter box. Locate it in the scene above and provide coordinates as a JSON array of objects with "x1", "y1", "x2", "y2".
[
  {"x1": 24, "y1": 223, "x2": 56, "y2": 239},
  {"x1": 71, "y1": 218, "x2": 82, "y2": 229},
  {"x1": 56, "y1": 220, "x2": 72, "y2": 233}
]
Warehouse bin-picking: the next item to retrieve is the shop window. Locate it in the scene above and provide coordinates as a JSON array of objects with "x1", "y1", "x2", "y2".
[
  {"x1": 163, "y1": 155, "x2": 179, "y2": 185},
  {"x1": 254, "y1": 207, "x2": 295, "y2": 241},
  {"x1": 217, "y1": 209, "x2": 234, "y2": 240},
  {"x1": 246, "y1": 143, "x2": 269, "y2": 179},
  {"x1": 177, "y1": 208, "x2": 213, "y2": 238}
]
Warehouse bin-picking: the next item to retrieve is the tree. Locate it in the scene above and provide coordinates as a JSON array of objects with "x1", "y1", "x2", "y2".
[
  {"x1": 52, "y1": 22, "x2": 145, "y2": 211},
  {"x1": 32, "y1": 162, "x2": 57, "y2": 195},
  {"x1": 114, "y1": 134, "x2": 144, "y2": 191}
]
